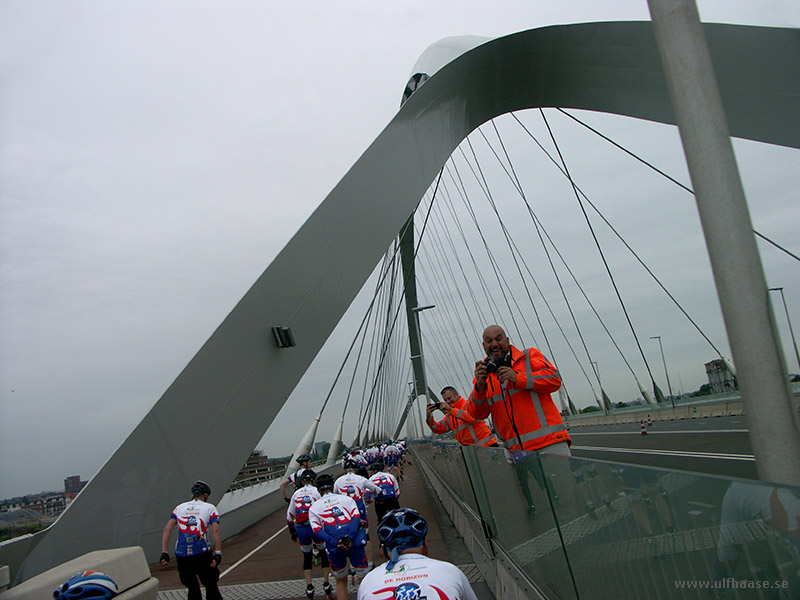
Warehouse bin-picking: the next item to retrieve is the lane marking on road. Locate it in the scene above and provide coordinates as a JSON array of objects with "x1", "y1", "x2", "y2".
[
  {"x1": 220, "y1": 525, "x2": 287, "y2": 579},
  {"x1": 572, "y1": 445, "x2": 755, "y2": 460},
  {"x1": 569, "y1": 429, "x2": 748, "y2": 435}
]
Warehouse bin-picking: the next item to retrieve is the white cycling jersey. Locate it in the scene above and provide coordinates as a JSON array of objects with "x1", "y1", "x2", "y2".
[
  {"x1": 356, "y1": 553, "x2": 478, "y2": 600},
  {"x1": 334, "y1": 472, "x2": 381, "y2": 503}
]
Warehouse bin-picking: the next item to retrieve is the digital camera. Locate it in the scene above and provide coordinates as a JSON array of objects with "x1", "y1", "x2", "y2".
[{"x1": 484, "y1": 352, "x2": 512, "y2": 374}]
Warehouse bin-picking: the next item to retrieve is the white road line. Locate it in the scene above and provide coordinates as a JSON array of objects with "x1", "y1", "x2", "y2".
[
  {"x1": 572, "y1": 445, "x2": 755, "y2": 460},
  {"x1": 219, "y1": 525, "x2": 287, "y2": 579},
  {"x1": 569, "y1": 429, "x2": 748, "y2": 435}
]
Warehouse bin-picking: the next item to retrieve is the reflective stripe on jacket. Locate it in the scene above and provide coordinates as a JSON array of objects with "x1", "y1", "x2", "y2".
[
  {"x1": 428, "y1": 396, "x2": 497, "y2": 447},
  {"x1": 467, "y1": 345, "x2": 570, "y2": 452}
]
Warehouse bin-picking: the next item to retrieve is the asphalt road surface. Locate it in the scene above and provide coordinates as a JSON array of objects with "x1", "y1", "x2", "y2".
[{"x1": 568, "y1": 415, "x2": 758, "y2": 480}]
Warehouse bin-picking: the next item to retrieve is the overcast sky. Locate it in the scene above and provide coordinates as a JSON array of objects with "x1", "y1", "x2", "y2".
[{"x1": 1, "y1": 1, "x2": 798, "y2": 499}]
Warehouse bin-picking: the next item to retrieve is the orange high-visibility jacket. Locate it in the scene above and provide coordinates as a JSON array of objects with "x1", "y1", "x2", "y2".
[
  {"x1": 467, "y1": 345, "x2": 570, "y2": 452},
  {"x1": 427, "y1": 396, "x2": 497, "y2": 447}
]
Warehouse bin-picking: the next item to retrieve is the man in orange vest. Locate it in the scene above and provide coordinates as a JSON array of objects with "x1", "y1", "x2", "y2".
[
  {"x1": 467, "y1": 325, "x2": 571, "y2": 516},
  {"x1": 467, "y1": 324, "x2": 571, "y2": 454},
  {"x1": 425, "y1": 386, "x2": 498, "y2": 447}
]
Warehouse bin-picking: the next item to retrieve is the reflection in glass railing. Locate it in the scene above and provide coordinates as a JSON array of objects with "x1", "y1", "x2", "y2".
[
  {"x1": 411, "y1": 439, "x2": 800, "y2": 599},
  {"x1": 539, "y1": 455, "x2": 800, "y2": 599},
  {"x1": 413, "y1": 438, "x2": 478, "y2": 515}
]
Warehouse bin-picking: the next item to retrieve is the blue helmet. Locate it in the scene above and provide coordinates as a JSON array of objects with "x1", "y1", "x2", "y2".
[
  {"x1": 53, "y1": 571, "x2": 118, "y2": 599},
  {"x1": 377, "y1": 508, "x2": 428, "y2": 550}
]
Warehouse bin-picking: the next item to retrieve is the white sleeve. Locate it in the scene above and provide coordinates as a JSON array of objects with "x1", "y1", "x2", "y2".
[
  {"x1": 449, "y1": 563, "x2": 479, "y2": 600},
  {"x1": 460, "y1": 572, "x2": 479, "y2": 600},
  {"x1": 364, "y1": 476, "x2": 381, "y2": 494}
]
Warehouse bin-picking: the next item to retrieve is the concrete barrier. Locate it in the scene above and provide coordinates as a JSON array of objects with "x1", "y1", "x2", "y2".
[{"x1": 0, "y1": 546, "x2": 157, "y2": 600}]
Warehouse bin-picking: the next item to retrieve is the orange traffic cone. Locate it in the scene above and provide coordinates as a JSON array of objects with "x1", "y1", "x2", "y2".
[
  {"x1": 647, "y1": 414, "x2": 653, "y2": 427},
  {"x1": 640, "y1": 420, "x2": 648, "y2": 435}
]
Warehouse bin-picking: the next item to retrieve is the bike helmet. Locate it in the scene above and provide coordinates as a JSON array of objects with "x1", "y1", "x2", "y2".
[
  {"x1": 344, "y1": 459, "x2": 358, "y2": 471},
  {"x1": 377, "y1": 508, "x2": 428, "y2": 569},
  {"x1": 191, "y1": 480, "x2": 211, "y2": 497},
  {"x1": 314, "y1": 474, "x2": 334, "y2": 491},
  {"x1": 298, "y1": 469, "x2": 317, "y2": 484},
  {"x1": 53, "y1": 571, "x2": 118, "y2": 599},
  {"x1": 369, "y1": 461, "x2": 385, "y2": 472},
  {"x1": 296, "y1": 453, "x2": 312, "y2": 464}
]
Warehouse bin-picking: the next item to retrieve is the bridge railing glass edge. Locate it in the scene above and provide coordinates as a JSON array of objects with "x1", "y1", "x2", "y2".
[{"x1": 411, "y1": 439, "x2": 800, "y2": 600}]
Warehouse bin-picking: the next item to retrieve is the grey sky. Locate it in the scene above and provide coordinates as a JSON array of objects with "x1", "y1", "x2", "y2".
[{"x1": 1, "y1": 1, "x2": 798, "y2": 499}]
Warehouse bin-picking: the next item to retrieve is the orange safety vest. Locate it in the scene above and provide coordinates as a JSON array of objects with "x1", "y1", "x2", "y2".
[
  {"x1": 427, "y1": 397, "x2": 497, "y2": 447},
  {"x1": 467, "y1": 345, "x2": 570, "y2": 452}
]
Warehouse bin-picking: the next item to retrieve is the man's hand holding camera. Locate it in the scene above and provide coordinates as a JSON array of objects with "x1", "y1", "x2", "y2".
[
  {"x1": 476, "y1": 355, "x2": 516, "y2": 389},
  {"x1": 474, "y1": 360, "x2": 489, "y2": 391},
  {"x1": 426, "y1": 399, "x2": 453, "y2": 421},
  {"x1": 496, "y1": 365, "x2": 517, "y2": 385},
  {"x1": 425, "y1": 402, "x2": 438, "y2": 420}
]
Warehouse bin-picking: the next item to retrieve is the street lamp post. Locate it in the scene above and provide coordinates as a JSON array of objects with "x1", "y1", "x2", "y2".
[
  {"x1": 769, "y1": 287, "x2": 800, "y2": 375},
  {"x1": 650, "y1": 336, "x2": 675, "y2": 407}
]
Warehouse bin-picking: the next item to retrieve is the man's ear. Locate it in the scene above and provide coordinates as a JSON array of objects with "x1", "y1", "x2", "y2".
[
  {"x1": 382, "y1": 546, "x2": 389, "y2": 561},
  {"x1": 421, "y1": 541, "x2": 429, "y2": 556}
]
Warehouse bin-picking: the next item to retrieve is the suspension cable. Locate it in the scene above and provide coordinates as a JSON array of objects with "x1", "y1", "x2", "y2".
[
  {"x1": 511, "y1": 112, "x2": 729, "y2": 360},
  {"x1": 538, "y1": 108, "x2": 659, "y2": 386},
  {"x1": 557, "y1": 108, "x2": 799, "y2": 263},
  {"x1": 355, "y1": 170, "x2": 444, "y2": 442}
]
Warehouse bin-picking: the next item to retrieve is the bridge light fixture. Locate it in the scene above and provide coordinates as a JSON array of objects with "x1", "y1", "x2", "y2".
[{"x1": 272, "y1": 326, "x2": 296, "y2": 348}]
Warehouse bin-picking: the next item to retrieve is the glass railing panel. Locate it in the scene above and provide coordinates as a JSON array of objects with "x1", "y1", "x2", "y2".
[
  {"x1": 466, "y1": 445, "x2": 579, "y2": 600},
  {"x1": 538, "y1": 454, "x2": 800, "y2": 599},
  {"x1": 413, "y1": 438, "x2": 479, "y2": 515},
  {"x1": 412, "y1": 438, "x2": 498, "y2": 587}
]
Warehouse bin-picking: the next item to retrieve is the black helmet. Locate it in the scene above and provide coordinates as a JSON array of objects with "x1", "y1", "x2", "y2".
[
  {"x1": 369, "y1": 461, "x2": 385, "y2": 472},
  {"x1": 315, "y1": 474, "x2": 334, "y2": 491},
  {"x1": 344, "y1": 459, "x2": 358, "y2": 470},
  {"x1": 298, "y1": 469, "x2": 317, "y2": 484},
  {"x1": 191, "y1": 480, "x2": 211, "y2": 497},
  {"x1": 296, "y1": 453, "x2": 312, "y2": 464}
]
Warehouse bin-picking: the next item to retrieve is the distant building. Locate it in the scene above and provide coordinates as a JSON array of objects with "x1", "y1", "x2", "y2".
[
  {"x1": 705, "y1": 359, "x2": 736, "y2": 394},
  {"x1": 1, "y1": 493, "x2": 68, "y2": 519},
  {"x1": 231, "y1": 450, "x2": 282, "y2": 489},
  {"x1": 64, "y1": 475, "x2": 86, "y2": 495},
  {"x1": 314, "y1": 441, "x2": 328, "y2": 459}
]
